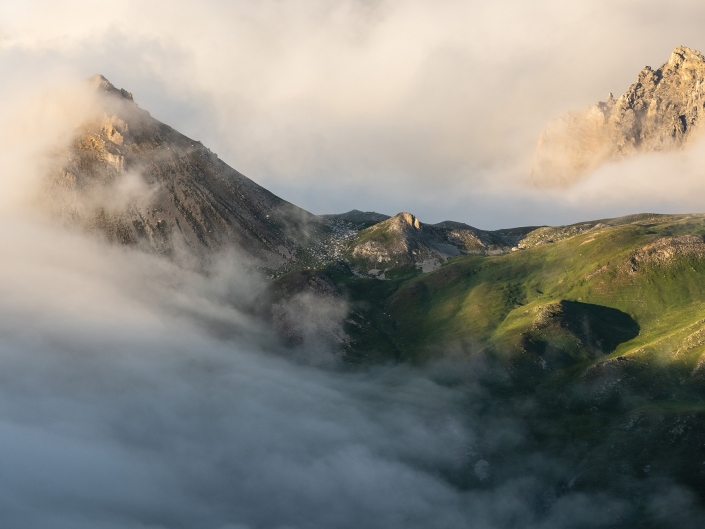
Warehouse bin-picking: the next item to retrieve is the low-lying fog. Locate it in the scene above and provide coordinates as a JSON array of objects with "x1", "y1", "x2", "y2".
[
  {"x1": 0, "y1": 80, "x2": 641, "y2": 529},
  {"x1": 1, "y1": 210, "x2": 655, "y2": 528}
]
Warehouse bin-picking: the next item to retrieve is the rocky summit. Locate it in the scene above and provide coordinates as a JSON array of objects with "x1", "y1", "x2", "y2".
[
  {"x1": 532, "y1": 45, "x2": 705, "y2": 186},
  {"x1": 345, "y1": 212, "x2": 539, "y2": 275},
  {"x1": 47, "y1": 75, "x2": 328, "y2": 270}
]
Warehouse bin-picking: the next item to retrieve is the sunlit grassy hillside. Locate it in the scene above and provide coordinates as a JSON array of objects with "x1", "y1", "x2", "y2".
[{"x1": 274, "y1": 213, "x2": 705, "y2": 513}]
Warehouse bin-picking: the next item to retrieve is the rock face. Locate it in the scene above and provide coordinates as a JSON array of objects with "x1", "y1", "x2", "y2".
[
  {"x1": 346, "y1": 212, "x2": 536, "y2": 275},
  {"x1": 532, "y1": 46, "x2": 705, "y2": 186},
  {"x1": 47, "y1": 75, "x2": 327, "y2": 270}
]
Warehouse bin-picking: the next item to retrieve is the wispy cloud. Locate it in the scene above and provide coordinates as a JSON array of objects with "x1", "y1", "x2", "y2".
[{"x1": 4, "y1": 0, "x2": 705, "y2": 226}]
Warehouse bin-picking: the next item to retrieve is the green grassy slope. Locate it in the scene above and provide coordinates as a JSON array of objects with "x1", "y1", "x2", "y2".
[
  {"x1": 277, "y1": 213, "x2": 705, "y2": 370},
  {"x1": 282, "y1": 213, "x2": 705, "y2": 516},
  {"x1": 387, "y1": 214, "x2": 705, "y2": 363}
]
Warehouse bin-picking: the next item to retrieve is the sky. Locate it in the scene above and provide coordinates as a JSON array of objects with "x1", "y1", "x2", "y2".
[{"x1": 4, "y1": 0, "x2": 705, "y2": 228}]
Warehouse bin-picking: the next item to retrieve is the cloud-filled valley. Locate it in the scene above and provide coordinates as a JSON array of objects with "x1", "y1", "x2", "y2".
[
  {"x1": 0, "y1": 214, "x2": 472, "y2": 528},
  {"x1": 0, "y1": 214, "x2": 671, "y2": 528}
]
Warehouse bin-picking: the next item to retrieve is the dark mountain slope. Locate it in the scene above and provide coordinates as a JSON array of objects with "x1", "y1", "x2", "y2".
[{"x1": 48, "y1": 75, "x2": 328, "y2": 270}]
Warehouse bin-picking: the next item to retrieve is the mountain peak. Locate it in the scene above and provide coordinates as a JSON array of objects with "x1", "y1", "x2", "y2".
[
  {"x1": 393, "y1": 212, "x2": 421, "y2": 230},
  {"x1": 88, "y1": 74, "x2": 134, "y2": 101},
  {"x1": 532, "y1": 46, "x2": 705, "y2": 186},
  {"x1": 47, "y1": 74, "x2": 326, "y2": 270},
  {"x1": 667, "y1": 45, "x2": 705, "y2": 67}
]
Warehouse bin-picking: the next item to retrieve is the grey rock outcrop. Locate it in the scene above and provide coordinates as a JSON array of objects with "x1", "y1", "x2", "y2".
[
  {"x1": 532, "y1": 46, "x2": 705, "y2": 186},
  {"x1": 346, "y1": 212, "x2": 536, "y2": 274}
]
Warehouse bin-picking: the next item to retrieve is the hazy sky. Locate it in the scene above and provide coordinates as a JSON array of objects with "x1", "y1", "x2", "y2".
[{"x1": 3, "y1": 0, "x2": 705, "y2": 227}]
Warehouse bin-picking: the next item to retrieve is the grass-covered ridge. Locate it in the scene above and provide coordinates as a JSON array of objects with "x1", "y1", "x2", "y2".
[
  {"x1": 386, "y1": 214, "x2": 705, "y2": 360},
  {"x1": 271, "y1": 213, "x2": 705, "y2": 513},
  {"x1": 279, "y1": 212, "x2": 705, "y2": 369}
]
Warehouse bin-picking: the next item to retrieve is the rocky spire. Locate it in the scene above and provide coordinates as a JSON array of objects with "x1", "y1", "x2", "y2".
[
  {"x1": 88, "y1": 74, "x2": 134, "y2": 101},
  {"x1": 532, "y1": 46, "x2": 705, "y2": 186}
]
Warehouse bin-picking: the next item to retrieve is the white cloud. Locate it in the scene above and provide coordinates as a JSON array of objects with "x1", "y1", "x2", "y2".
[{"x1": 4, "y1": 0, "x2": 705, "y2": 226}]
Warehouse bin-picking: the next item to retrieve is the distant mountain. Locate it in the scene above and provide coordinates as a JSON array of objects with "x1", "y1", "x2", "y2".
[
  {"x1": 532, "y1": 45, "x2": 705, "y2": 186},
  {"x1": 344, "y1": 211, "x2": 541, "y2": 275},
  {"x1": 47, "y1": 75, "x2": 328, "y2": 270},
  {"x1": 319, "y1": 209, "x2": 390, "y2": 225}
]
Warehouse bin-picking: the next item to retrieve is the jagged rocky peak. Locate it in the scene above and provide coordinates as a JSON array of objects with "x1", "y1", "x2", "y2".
[
  {"x1": 346, "y1": 212, "x2": 529, "y2": 275},
  {"x1": 532, "y1": 45, "x2": 705, "y2": 186},
  {"x1": 89, "y1": 74, "x2": 134, "y2": 101},
  {"x1": 393, "y1": 212, "x2": 421, "y2": 230},
  {"x1": 667, "y1": 45, "x2": 705, "y2": 68},
  {"x1": 44, "y1": 74, "x2": 327, "y2": 271}
]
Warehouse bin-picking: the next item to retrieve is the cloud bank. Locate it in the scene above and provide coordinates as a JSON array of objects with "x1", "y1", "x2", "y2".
[
  {"x1": 4, "y1": 0, "x2": 705, "y2": 227},
  {"x1": 0, "y1": 212, "x2": 653, "y2": 528}
]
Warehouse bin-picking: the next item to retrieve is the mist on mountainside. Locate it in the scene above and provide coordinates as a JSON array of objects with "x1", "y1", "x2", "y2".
[
  {"x1": 8, "y1": 0, "x2": 705, "y2": 228},
  {"x1": 532, "y1": 46, "x2": 705, "y2": 187},
  {"x1": 0, "y1": 218, "x2": 695, "y2": 529},
  {"x1": 0, "y1": 72, "x2": 701, "y2": 528}
]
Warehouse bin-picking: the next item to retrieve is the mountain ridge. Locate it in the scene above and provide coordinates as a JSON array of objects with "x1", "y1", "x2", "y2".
[
  {"x1": 48, "y1": 75, "x2": 330, "y2": 271},
  {"x1": 48, "y1": 75, "x2": 593, "y2": 276}
]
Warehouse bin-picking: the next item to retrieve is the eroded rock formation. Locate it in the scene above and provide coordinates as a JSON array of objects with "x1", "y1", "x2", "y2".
[{"x1": 532, "y1": 46, "x2": 705, "y2": 186}]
